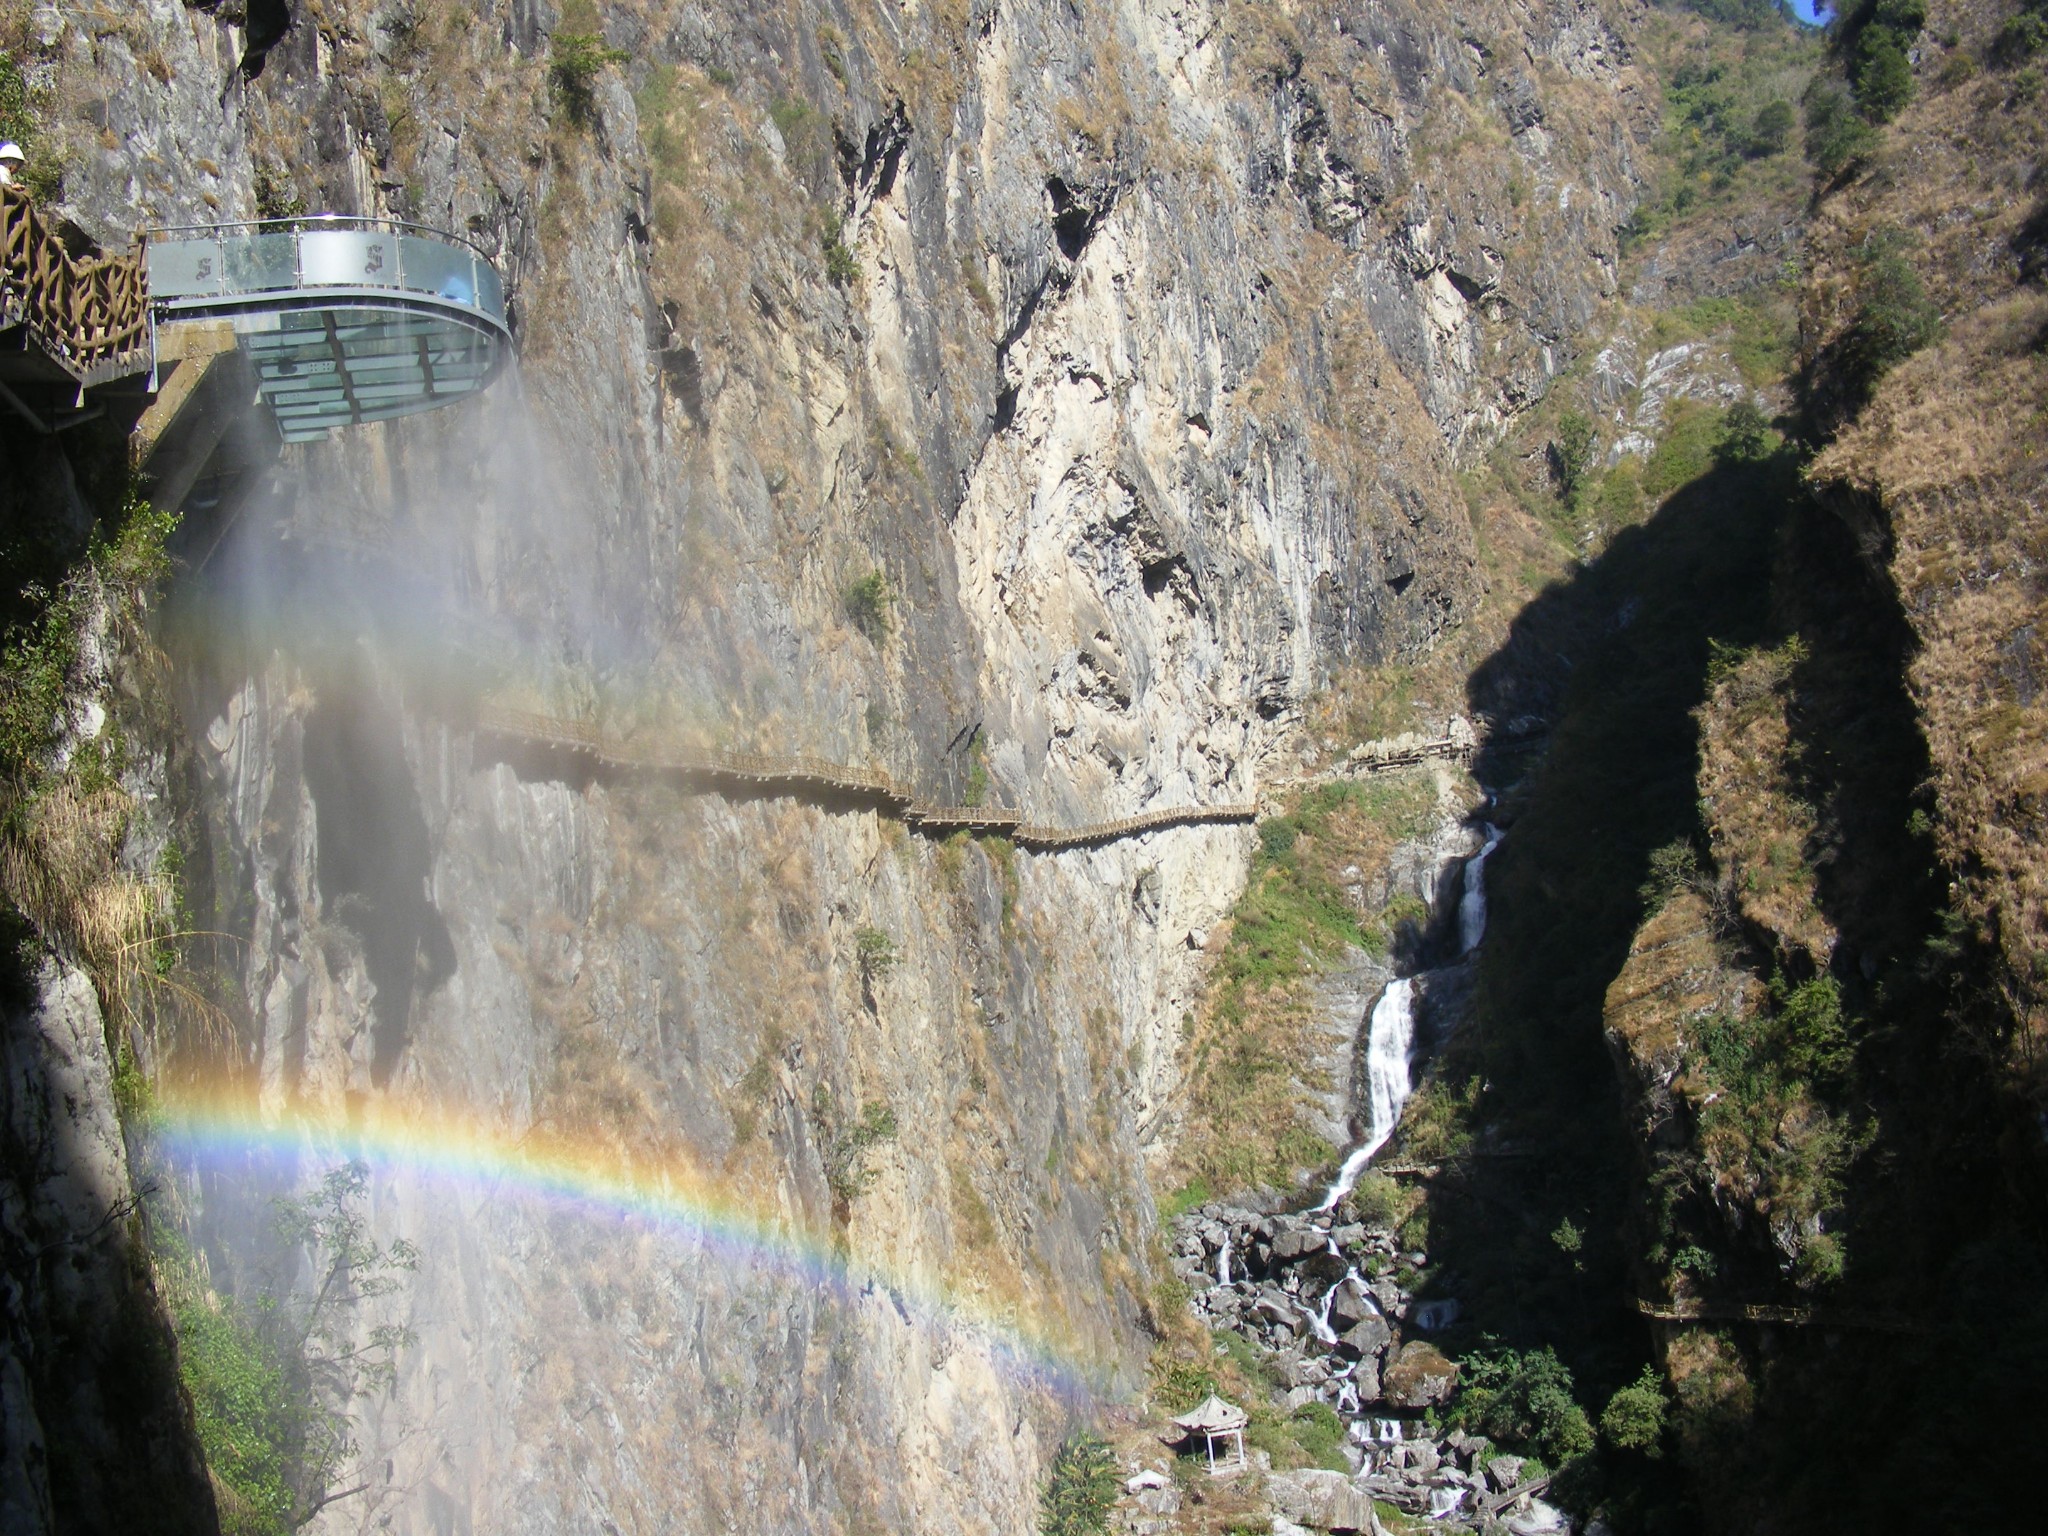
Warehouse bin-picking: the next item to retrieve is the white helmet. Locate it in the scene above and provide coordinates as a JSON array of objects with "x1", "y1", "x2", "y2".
[{"x1": 0, "y1": 142, "x2": 25, "y2": 164}]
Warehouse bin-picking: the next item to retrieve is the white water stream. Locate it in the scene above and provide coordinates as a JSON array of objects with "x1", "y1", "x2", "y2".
[
  {"x1": 1458, "y1": 823, "x2": 1503, "y2": 955},
  {"x1": 1318, "y1": 822, "x2": 1502, "y2": 1211}
]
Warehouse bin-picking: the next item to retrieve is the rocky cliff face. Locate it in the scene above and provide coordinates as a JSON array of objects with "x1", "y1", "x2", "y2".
[{"x1": 7, "y1": 1, "x2": 1661, "y2": 1532}]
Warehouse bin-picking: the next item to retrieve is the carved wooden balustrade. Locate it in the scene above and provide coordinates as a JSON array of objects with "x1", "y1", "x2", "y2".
[{"x1": 1, "y1": 183, "x2": 151, "y2": 383}]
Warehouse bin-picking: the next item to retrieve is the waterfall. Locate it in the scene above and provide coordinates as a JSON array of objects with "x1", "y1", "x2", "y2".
[
  {"x1": 1216, "y1": 1236, "x2": 1231, "y2": 1287},
  {"x1": 1318, "y1": 822, "x2": 1504, "y2": 1213},
  {"x1": 1307, "y1": 1254, "x2": 1348, "y2": 1345},
  {"x1": 1317, "y1": 977, "x2": 1417, "y2": 1209},
  {"x1": 1458, "y1": 823, "x2": 1502, "y2": 955}
]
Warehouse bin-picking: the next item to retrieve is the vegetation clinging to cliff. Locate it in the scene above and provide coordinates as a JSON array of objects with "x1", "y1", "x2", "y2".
[{"x1": 1168, "y1": 772, "x2": 1437, "y2": 1197}]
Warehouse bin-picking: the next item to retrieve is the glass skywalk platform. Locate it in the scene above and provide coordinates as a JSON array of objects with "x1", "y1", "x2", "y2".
[{"x1": 144, "y1": 216, "x2": 511, "y2": 442}]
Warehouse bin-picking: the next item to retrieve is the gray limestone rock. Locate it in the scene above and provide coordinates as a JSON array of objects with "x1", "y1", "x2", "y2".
[
  {"x1": 1269, "y1": 1223, "x2": 1329, "y2": 1265},
  {"x1": 1266, "y1": 1468, "x2": 1377, "y2": 1533},
  {"x1": 1328, "y1": 1277, "x2": 1377, "y2": 1331},
  {"x1": 1338, "y1": 1314, "x2": 1393, "y2": 1361}
]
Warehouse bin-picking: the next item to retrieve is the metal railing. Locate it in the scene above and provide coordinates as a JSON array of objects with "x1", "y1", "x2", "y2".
[
  {"x1": 143, "y1": 213, "x2": 506, "y2": 329},
  {"x1": 0, "y1": 183, "x2": 151, "y2": 377}
]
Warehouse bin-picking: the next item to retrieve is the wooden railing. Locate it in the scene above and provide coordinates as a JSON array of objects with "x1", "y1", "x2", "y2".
[
  {"x1": 1632, "y1": 1294, "x2": 1923, "y2": 1335},
  {"x1": 1, "y1": 183, "x2": 151, "y2": 381},
  {"x1": 472, "y1": 706, "x2": 1258, "y2": 850}
]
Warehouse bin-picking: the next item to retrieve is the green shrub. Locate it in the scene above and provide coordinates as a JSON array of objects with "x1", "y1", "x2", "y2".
[
  {"x1": 1600, "y1": 1366, "x2": 1669, "y2": 1455},
  {"x1": 174, "y1": 1293, "x2": 295, "y2": 1535},
  {"x1": 1450, "y1": 1347, "x2": 1596, "y2": 1466},
  {"x1": 854, "y1": 925, "x2": 898, "y2": 979},
  {"x1": 1672, "y1": 1243, "x2": 1719, "y2": 1278},
  {"x1": 1258, "y1": 816, "x2": 1299, "y2": 863},
  {"x1": 821, "y1": 210, "x2": 860, "y2": 286},
  {"x1": 1039, "y1": 1432, "x2": 1119, "y2": 1536},
  {"x1": 1995, "y1": 14, "x2": 2048, "y2": 65},
  {"x1": 1853, "y1": 28, "x2": 1915, "y2": 120},
  {"x1": 1549, "y1": 411, "x2": 1597, "y2": 508},
  {"x1": 1803, "y1": 78, "x2": 1876, "y2": 176},
  {"x1": 1840, "y1": 241, "x2": 1941, "y2": 395},
  {"x1": 0, "y1": 48, "x2": 30, "y2": 146},
  {"x1": 156, "y1": 1165, "x2": 418, "y2": 1534},
  {"x1": 817, "y1": 1088, "x2": 899, "y2": 1206},
  {"x1": 252, "y1": 165, "x2": 306, "y2": 221},
  {"x1": 1638, "y1": 839, "x2": 1704, "y2": 906},
  {"x1": 1153, "y1": 1357, "x2": 1218, "y2": 1412},
  {"x1": 1715, "y1": 399, "x2": 1773, "y2": 463},
  {"x1": 1288, "y1": 1401, "x2": 1351, "y2": 1469},
  {"x1": 1794, "y1": 1228, "x2": 1848, "y2": 1287},
  {"x1": 1935, "y1": 50, "x2": 1977, "y2": 88},
  {"x1": 1773, "y1": 974, "x2": 1851, "y2": 1084},
  {"x1": 1346, "y1": 1171, "x2": 1404, "y2": 1229},
  {"x1": 769, "y1": 96, "x2": 814, "y2": 139},
  {"x1": 1746, "y1": 98, "x2": 1795, "y2": 158},
  {"x1": 550, "y1": 32, "x2": 628, "y2": 126},
  {"x1": 844, "y1": 570, "x2": 892, "y2": 640}
]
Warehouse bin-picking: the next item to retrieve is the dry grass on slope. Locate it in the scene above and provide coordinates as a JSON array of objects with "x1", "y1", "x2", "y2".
[
  {"x1": 1803, "y1": 1, "x2": 2048, "y2": 1083},
  {"x1": 1695, "y1": 639, "x2": 1836, "y2": 967},
  {"x1": 1813, "y1": 293, "x2": 2048, "y2": 1064}
]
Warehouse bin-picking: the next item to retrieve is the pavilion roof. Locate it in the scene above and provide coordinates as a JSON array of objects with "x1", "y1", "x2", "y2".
[{"x1": 1170, "y1": 1395, "x2": 1247, "y2": 1433}]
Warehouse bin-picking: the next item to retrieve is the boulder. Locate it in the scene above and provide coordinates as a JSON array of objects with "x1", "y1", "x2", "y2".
[
  {"x1": 1370, "y1": 1278, "x2": 1407, "y2": 1317},
  {"x1": 1337, "y1": 1314, "x2": 1391, "y2": 1361},
  {"x1": 1266, "y1": 1468, "x2": 1377, "y2": 1533},
  {"x1": 1255, "y1": 1291, "x2": 1303, "y2": 1334},
  {"x1": 1486, "y1": 1454, "x2": 1527, "y2": 1491},
  {"x1": 1301, "y1": 1249, "x2": 1350, "y2": 1283},
  {"x1": 1328, "y1": 1278, "x2": 1376, "y2": 1331},
  {"x1": 1135, "y1": 1486, "x2": 1182, "y2": 1518},
  {"x1": 1394, "y1": 1441, "x2": 1440, "y2": 1476},
  {"x1": 1382, "y1": 1342, "x2": 1459, "y2": 1408},
  {"x1": 1269, "y1": 1224, "x2": 1328, "y2": 1264},
  {"x1": 1349, "y1": 1357, "x2": 1381, "y2": 1404}
]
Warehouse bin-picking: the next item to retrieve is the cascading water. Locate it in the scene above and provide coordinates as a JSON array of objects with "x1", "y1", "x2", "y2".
[
  {"x1": 1318, "y1": 821, "x2": 1504, "y2": 1211},
  {"x1": 1217, "y1": 1236, "x2": 1232, "y2": 1287},
  {"x1": 1458, "y1": 824, "x2": 1502, "y2": 955},
  {"x1": 1318, "y1": 977, "x2": 1417, "y2": 1209}
]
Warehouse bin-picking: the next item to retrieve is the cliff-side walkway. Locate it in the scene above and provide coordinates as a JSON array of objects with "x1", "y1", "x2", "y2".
[{"x1": 473, "y1": 705, "x2": 1477, "y2": 851}]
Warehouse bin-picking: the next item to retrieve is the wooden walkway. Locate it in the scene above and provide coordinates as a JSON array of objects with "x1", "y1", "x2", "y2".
[
  {"x1": 1631, "y1": 1294, "x2": 1923, "y2": 1335},
  {"x1": 1, "y1": 184, "x2": 151, "y2": 385},
  {"x1": 472, "y1": 706, "x2": 1260, "y2": 850}
]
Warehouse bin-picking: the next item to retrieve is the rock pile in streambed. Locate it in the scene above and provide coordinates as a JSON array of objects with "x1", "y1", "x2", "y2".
[{"x1": 1156, "y1": 1202, "x2": 1569, "y2": 1534}]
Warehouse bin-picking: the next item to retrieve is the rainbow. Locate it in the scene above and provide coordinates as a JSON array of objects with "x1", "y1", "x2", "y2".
[{"x1": 150, "y1": 1081, "x2": 1114, "y2": 1400}]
